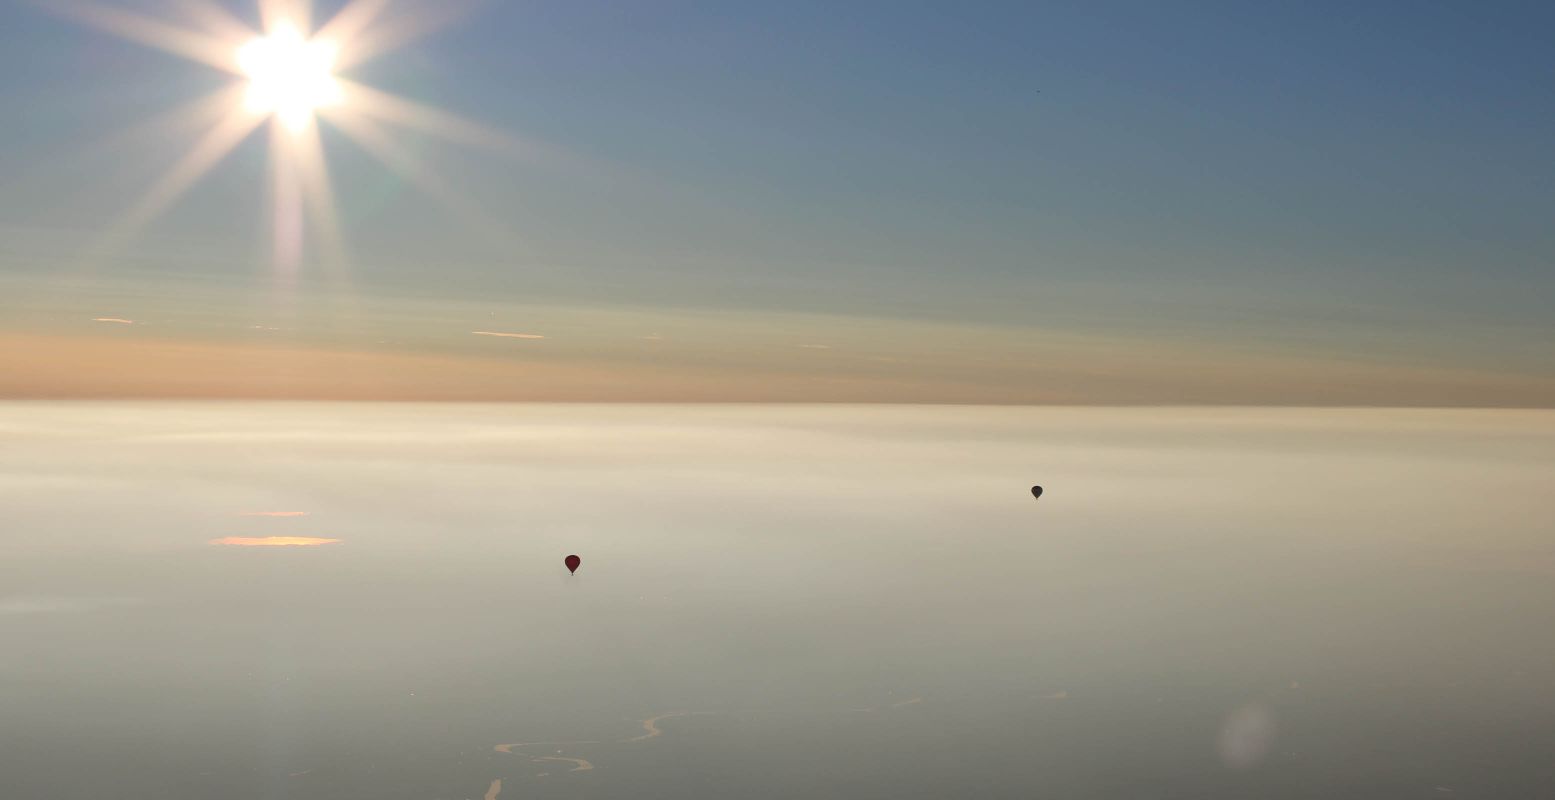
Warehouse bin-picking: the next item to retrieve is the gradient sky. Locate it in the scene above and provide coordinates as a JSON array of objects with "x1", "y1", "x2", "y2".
[{"x1": 1, "y1": 0, "x2": 1551, "y2": 403}]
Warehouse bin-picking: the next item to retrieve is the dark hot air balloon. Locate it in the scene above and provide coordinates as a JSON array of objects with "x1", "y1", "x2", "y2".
[
  {"x1": 1030, "y1": 485, "x2": 1043, "y2": 500},
  {"x1": 564, "y1": 554, "x2": 581, "y2": 574}
]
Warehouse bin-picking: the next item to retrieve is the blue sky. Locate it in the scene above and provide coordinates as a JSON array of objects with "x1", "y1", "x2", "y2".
[{"x1": 0, "y1": 1, "x2": 1551, "y2": 402}]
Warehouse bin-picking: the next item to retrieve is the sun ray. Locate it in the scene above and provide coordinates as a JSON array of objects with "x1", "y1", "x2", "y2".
[
  {"x1": 93, "y1": 107, "x2": 266, "y2": 259},
  {"x1": 319, "y1": 106, "x2": 471, "y2": 212},
  {"x1": 291, "y1": 121, "x2": 355, "y2": 289},
  {"x1": 83, "y1": 84, "x2": 249, "y2": 166},
  {"x1": 291, "y1": 120, "x2": 368, "y2": 334},
  {"x1": 313, "y1": 0, "x2": 392, "y2": 50},
  {"x1": 294, "y1": 124, "x2": 347, "y2": 266},
  {"x1": 340, "y1": 80, "x2": 604, "y2": 180},
  {"x1": 171, "y1": 0, "x2": 256, "y2": 42},
  {"x1": 331, "y1": 0, "x2": 485, "y2": 71},
  {"x1": 321, "y1": 105, "x2": 526, "y2": 255},
  {"x1": 0, "y1": 85, "x2": 245, "y2": 213},
  {"x1": 266, "y1": 118, "x2": 306, "y2": 281},
  {"x1": 43, "y1": 0, "x2": 242, "y2": 74},
  {"x1": 336, "y1": 79, "x2": 527, "y2": 158}
]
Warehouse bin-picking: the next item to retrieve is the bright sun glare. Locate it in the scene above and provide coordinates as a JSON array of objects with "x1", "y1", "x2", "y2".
[
  {"x1": 238, "y1": 21, "x2": 341, "y2": 132},
  {"x1": 53, "y1": 0, "x2": 518, "y2": 279}
]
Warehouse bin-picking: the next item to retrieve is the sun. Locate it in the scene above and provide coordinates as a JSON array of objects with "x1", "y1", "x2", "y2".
[
  {"x1": 49, "y1": 0, "x2": 524, "y2": 281},
  {"x1": 238, "y1": 21, "x2": 341, "y2": 133}
]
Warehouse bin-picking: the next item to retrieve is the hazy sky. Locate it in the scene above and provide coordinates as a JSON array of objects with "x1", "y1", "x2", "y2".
[{"x1": 1, "y1": 1, "x2": 1551, "y2": 403}]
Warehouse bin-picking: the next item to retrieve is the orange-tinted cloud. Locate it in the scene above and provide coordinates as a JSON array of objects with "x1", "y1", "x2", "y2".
[
  {"x1": 0, "y1": 333, "x2": 1038, "y2": 402},
  {"x1": 471, "y1": 331, "x2": 545, "y2": 339},
  {"x1": 210, "y1": 536, "x2": 341, "y2": 547},
  {"x1": 92, "y1": 318, "x2": 135, "y2": 325},
  {"x1": 5, "y1": 329, "x2": 1553, "y2": 406}
]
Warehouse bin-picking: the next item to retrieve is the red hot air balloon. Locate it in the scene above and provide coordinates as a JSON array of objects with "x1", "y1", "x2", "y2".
[{"x1": 564, "y1": 554, "x2": 581, "y2": 574}]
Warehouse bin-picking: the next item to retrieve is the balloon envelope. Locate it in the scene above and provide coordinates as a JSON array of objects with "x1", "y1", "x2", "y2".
[
  {"x1": 1030, "y1": 485, "x2": 1043, "y2": 500},
  {"x1": 564, "y1": 554, "x2": 581, "y2": 574}
]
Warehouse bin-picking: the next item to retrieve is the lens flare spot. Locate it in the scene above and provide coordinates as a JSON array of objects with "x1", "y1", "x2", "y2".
[
  {"x1": 1216, "y1": 703, "x2": 1276, "y2": 769},
  {"x1": 210, "y1": 536, "x2": 341, "y2": 547}
]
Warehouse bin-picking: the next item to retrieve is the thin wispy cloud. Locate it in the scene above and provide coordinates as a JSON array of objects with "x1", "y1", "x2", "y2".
[
  {"x1": 210, "y1": 536, "x2": 341, "y2": 547},
  {"x1": 92, "y1": 318, "x2": 135, "y2": 325},
  {"x1": 798, "y1": 344, "x2": 831, "y2": 350},
  {"x1": 471, "y1": 331, "x2": 545, "y2": 339}
]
